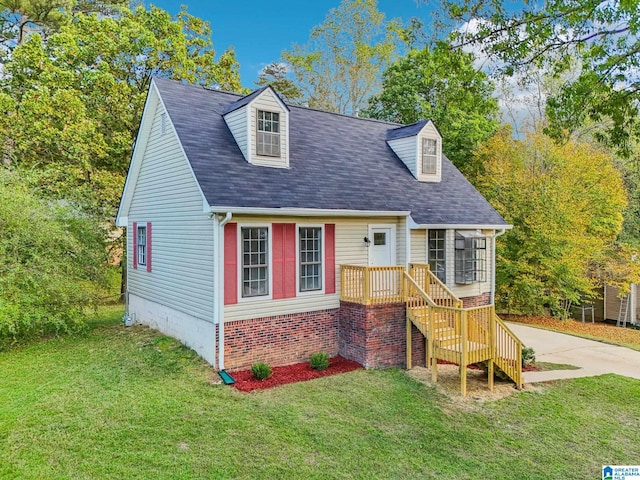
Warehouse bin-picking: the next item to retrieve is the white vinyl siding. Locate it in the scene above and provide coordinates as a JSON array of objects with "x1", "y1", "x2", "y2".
[
  {"x1": 224, "y1": 215, "x2": 406, "y2": 322},
  {"x1": 250, "y1": 90, "x2": 288, "y2": 168},
  {"x1": 388, "y1": 136, "x2": 417, "y2": 175},
  {"x1": 410, "y1": 229, "x2": 427, "y2": 263},
  {"x1": 128, "y1": 101, "x2": 214, "y2": 322},
  {"x1": 223, "y1": 107, "x2": 248, "y2": 161}
]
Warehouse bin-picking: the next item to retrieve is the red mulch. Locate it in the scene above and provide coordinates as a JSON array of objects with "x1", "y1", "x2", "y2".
[{"x1": 231, "y1": 356, "x2": 363, "y2": 392}]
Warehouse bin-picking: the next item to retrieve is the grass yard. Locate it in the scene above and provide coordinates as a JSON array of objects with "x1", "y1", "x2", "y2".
[{"x1": 1, "y1": 306, "x2": 638, "y2": 479}]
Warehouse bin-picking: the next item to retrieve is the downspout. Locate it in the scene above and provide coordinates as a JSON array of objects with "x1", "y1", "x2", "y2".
[
  {"x1": 491, "y1": 229, "x2": 506, "y2": 305},
  {"x1": 216, "y1": 212, "x2": 233, "y2": 381}
]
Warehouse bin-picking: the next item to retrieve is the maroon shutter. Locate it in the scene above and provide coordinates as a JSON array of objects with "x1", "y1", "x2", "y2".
[
  {"x1": 224, "y1": 223, "x2": 238, "y2": 305},
  {"x1": 132, "y1": 222, "x2": 138, "y2": 269},
  {"x1": 146, "y1": 222, "x2": 152, "y2": 272},
  {"x1": 325, "y1": 224, "x2": 336, "y2": 294},
  {"x1": 273, "y1": 223, "x2": 296, "y2": 299}
]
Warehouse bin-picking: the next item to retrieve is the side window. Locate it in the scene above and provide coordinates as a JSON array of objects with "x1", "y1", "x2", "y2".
[
  {"x1": 137, "y1": 225, "x2": 147, "y2": 266},
  {"x1": 428, "y1": 229, "x2": 446, "y2": 282},
  {"x1": 299, "y1": 227, "x2": 322, "y2": 292},
  {"x1": 241, "y1": 227, "x2": 269, "y2": 297},
  {"x1": 454, "y1": 231, "x2": 487, "y2": 284}
]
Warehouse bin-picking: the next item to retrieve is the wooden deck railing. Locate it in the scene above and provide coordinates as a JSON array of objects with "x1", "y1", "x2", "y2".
[
  {"x1": 340, "y1": 264, "x2": 524, "y2": 393},
  {"x1": 409, "y1": 263, "x2": 462, "y2": 308},
  {"x1": 340, "y1": 265, "x2": 405, "y2": 305}
]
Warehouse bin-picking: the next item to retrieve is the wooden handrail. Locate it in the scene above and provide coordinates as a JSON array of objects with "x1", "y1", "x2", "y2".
[{"x1": 409, "y1": 263, "x2": 461, "y2": 306}]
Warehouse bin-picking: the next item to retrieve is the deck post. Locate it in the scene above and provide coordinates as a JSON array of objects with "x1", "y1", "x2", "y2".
[
  {"x1": 460, "y1": 310, "x2": 468, "y2": 397},
  {"x1": 406, "y1": 315, "x2": 412, "y2": 369},
  {"x1": 363, "y1": 268, "x2": 370, "y2": 305},
  {"x1": 488, "y1": 360, "x2": 494, "y2": 391}
]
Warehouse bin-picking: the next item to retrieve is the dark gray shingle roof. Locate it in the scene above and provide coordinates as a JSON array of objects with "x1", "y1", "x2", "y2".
[
  {"x1": 154, "y1": 78, "x2": 507, "y2": 226},
  {"x1": 386, "y1": 120, "x2": 430, "y2": 141}
]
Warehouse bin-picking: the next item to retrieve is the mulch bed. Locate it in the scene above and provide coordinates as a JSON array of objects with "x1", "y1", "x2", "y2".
[{"x1": 231, "y1": 356, "x2": 363, "y2": 392}]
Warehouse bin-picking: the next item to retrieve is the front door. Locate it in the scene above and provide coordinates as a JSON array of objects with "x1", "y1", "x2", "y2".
[
  {"x1": 369, "y1": 226, "x2": 395, "y2": 266},
  {"x1": 368, "y1": 225, "x2": 398, "y2": 300}
]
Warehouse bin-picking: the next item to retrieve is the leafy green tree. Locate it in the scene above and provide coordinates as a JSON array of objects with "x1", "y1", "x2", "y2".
[
  {"x1": 364, "y1": 42, "x2": 499, "y2": 173},
  {"x1": 255, "y1": 62, "x2": 303, "y2": 105},
  {"x1": 431, "y1": 0, "x2": 640, "y2": 157},
  {"x1": 282, "y1": 0, "x2": 403, "y2": 115},
  {"x1": 0, "y1": 169, "x2": 109, "y2": 344},
  {"x1": 0, "y1": 4, "x2": 242, "y2": 217},
  {"x1": 476, "y1": 128, "x2": 630, "y2": 317}
]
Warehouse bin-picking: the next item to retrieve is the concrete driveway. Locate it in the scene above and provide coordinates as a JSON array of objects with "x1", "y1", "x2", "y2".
[{"x1": 506, "y1": 322, "x2": 640, "y2": 383}]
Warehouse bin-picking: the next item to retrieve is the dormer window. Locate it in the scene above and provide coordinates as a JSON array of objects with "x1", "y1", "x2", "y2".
[
  {"x1": 422, "y1": 138, "x2": 438, "y2": 175},
  {"x1": 257, "y1": 110, "x2": 281, "y2": 157}
]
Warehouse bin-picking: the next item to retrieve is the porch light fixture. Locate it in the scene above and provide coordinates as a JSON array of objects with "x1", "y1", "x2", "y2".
[{"x1": 363, "y1": 236, "x2": 371, "y2": 247}]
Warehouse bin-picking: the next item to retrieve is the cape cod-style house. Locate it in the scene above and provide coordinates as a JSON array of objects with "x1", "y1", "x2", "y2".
[{"x1": 116, "y1": 78, "x2": 524, "y2": 394}]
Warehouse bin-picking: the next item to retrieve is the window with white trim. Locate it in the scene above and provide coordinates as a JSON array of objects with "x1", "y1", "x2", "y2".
[
  {"x1": 137, "y1": 225, "x2": 147, "y2": 267},
  {"x1": 242, "y1": 227, "x2": 269, "y2": 297},
  {"x1": 422, "y1": 138, "x2": 438, "y2": 175},
  {"x1": 454, "y1": 231, "x2": 486, "y2": 284},
  {"x1": 257, "y1": 110, "x2": 280, "y2": 157},
  {"x1": 299, "y1": 227, "x2": 322, "y2": 292},
  {"x1": 428, "y1": 229, "x2": 446, "y2": 282}
]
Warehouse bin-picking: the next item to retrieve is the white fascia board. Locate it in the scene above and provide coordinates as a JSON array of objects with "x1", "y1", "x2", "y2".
[
  {"x1": 412, "y1": 223, "x2": 513, "y2": 230},
  {"x1": 115, "y1": 82, "x2": 159, "y2": 227},
  {"x1": 208, "y1": 206, "x2": 411, "y2": 217}
]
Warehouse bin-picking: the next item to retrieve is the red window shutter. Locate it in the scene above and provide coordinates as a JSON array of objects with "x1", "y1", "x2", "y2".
[
  {"x1": 224, "y1": 223, "x2": 238, "y2": 305},
  {"x1": 273, "y1": 223, "x2": 296, "y2": 299},
  {"x1": 325, "y1": 224, "x2": 336, "y2": 294},
  {"x1": 283, "y1": 224, "x2": 296, "y2": 298},
  {"x1": 132, "y1": 222, "x2": 138, "y2": 269},
  {"x1": 146, "y1": 222, "x2": 152, "y2": 272}
]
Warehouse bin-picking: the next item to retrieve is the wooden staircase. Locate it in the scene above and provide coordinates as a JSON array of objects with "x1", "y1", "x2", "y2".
[{"x1": 405, "y1": 264, "x2": 524, "y2": 396}]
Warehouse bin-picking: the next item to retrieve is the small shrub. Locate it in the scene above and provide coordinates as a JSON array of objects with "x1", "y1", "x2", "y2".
[
  {"x1": 310, "y1": 352, "x2": 330, "y2": 371},
  {"x1": 251, "y1": 362, "x2": 272, "y2": 380},
  {"x1": 522, "y1": 346, "x2": 536, "y2": 367}
]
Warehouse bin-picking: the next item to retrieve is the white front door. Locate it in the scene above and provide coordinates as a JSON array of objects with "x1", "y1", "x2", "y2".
[{"x1": 369, "y1": 226, "x2": 396, "y2": 266}]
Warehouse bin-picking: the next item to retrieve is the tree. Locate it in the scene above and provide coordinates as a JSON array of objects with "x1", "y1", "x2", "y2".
[
  {"x1": 364, "y1": 41, "x2": 499, "y2": 173},
  {"x1": 475, "y1": 128, "x2": 630, "y2": 317},
  {"x1": 431, "y1": 0, "x2": 640, "y2": 156},
  {"x1": 0, "y1": 4, "x2": 242, "y2": 217},
  {"x1": 282, "y1": 0, "x2": 403, "y2": 115},
  {"x1": 255, "y1": 62, "x2": 303, "y2": 105},
  {"x1": 0, "y1": 169, "x2": 109, "y2": 344}
]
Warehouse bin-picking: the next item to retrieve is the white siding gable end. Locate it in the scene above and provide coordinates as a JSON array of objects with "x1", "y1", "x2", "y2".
[{"x1": 388, "y1": 120, "x2": 443, "y2": 183}]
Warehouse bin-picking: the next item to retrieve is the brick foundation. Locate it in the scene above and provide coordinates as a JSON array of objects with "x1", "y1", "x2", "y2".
[
  {"x1": 460, "y1": 292, "x2": 491, "y2": 308},
  {"x1": 221, "y1": 309, "x2": 340, "y2": 371},
  {"x1": 338, "y1": 301, "x2": 425, "y2": 369}
]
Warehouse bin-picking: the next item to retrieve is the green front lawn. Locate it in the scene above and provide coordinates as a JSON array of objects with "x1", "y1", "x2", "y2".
[{"x1": 1, "y1": 306, "x2": 637, "y2": 479}]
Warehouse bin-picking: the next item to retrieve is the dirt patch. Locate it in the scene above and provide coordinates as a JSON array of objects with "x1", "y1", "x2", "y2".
[{"x1": 406, "y1": 365, "x2": 542, "y2": 409}]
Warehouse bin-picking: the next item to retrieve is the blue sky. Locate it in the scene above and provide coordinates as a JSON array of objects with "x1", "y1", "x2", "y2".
[{"x1": 150, "y1": 1, "x2": 435, "y2": 88}]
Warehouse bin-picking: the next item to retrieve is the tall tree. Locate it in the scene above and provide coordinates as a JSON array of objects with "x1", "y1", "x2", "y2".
[
  {"x1": 476, "y1": 128, "x2": 630, "y2": 316},
  {"x1": 364, "y1": 41, "x2": 499, "y2": 174},
  {"x1": 431, "y1": 0, "x2": 640, "y2": 156},
  {"x1": 282, "y1": 0, "x2": 403, "y2": 115},
  {"x1": 255, "y1": 62, "x2": 303, "y2": 105},
  {"x1": 0, "y1": 4, "x2": 242, "y2": 217}
]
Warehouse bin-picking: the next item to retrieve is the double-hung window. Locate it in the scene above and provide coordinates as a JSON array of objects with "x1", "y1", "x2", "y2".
[
  {"x1": 428, "y1": 229, "x2": 446, "y2": 282},
  {"x1": 257, "y1": 110, "x2": 280, "y2": 157},
  {"x1": 242, "y1": 227, "x2": 269, "y2": 297},
  {"x1": 422, "y1": 138, "x2": 438, "y2": 175},
  {"x1": 137, "y1": 225, "x2": 147, "y2": 267},
  {"x1": 299, "y1": 227, "x2": 322, "y2": 292},
  {"x1": 454, "y1": 231, "x2": 487, "y2": 284}
]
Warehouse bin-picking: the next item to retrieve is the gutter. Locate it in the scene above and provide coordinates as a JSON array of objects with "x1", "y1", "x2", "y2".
[
  {"x1": 491, "y1": 229, "x2": 507, "y2": 305},
  {"x1": 214, "y1": 212, "x2": 234, "y2": 383}
]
